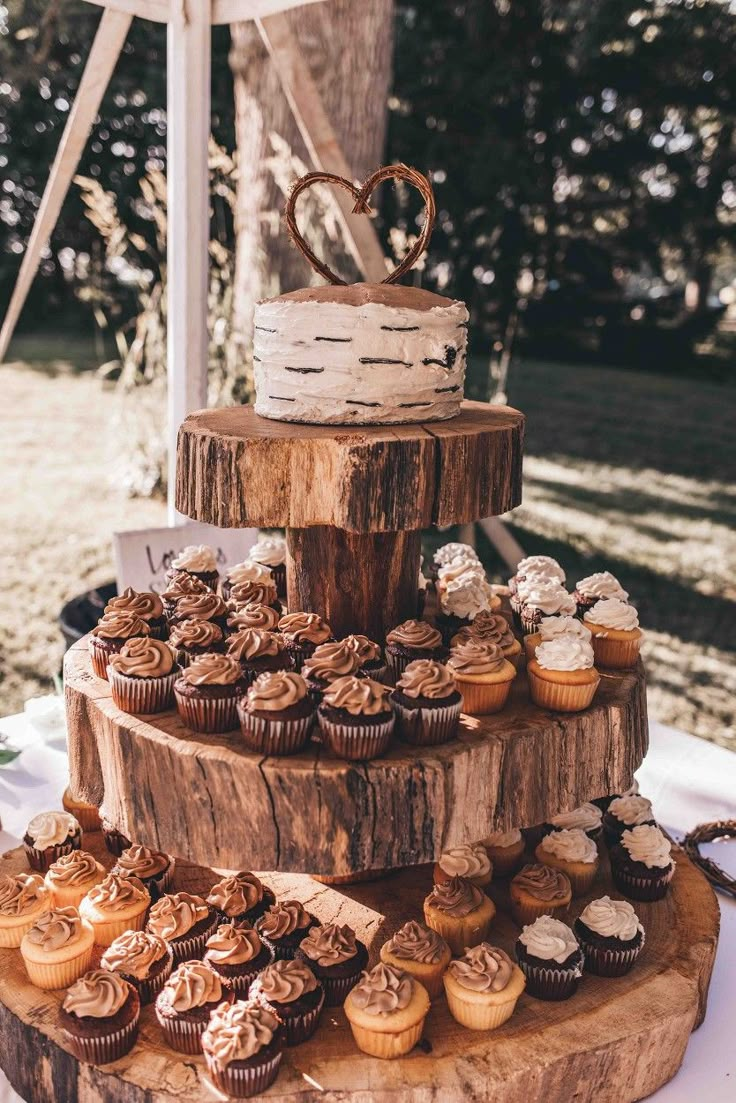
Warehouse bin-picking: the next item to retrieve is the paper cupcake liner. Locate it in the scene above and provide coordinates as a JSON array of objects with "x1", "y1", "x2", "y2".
[
  {"x1": 103, "y1": 828, "x2": 131, "y2": 858},
  {"x1": 516, "y1": 958, "x2": 581, "y2": 1001},
  {"x1": 579, "y1": 938, "x2": 642, "y2": 977},
  {"x1": 62, "y1": 792, "x2": 102, "y2": 832},
  {"x1": 169, "y1": 916, "x2": 219, "y2": 964},
  {"x1": 424, "y1": 905, "x2": 493, "y2": 956},
  {"x1": 280, "y1": 990, "x2": 325, "y2": 1046},
  {"x1": 156, "y1": 1009, "x2": 210, "y2": 1054},
  {"x1": 318, "y1": 714, "x2": 394, "y2": 761},
  {"x1": 611, "y1": 863, "x2": 674, "y2": 902},
  {"x1": 133, "y1": 950, "x2": 174, "y2": 1004},
  {"x1": 320, "y1": 970, "x2": 363, "y2": 1007},
  {"x1": 89, "y1": 637, "x2": 125, "y2": 680},
  {"x1": 444, "y1": 984, "x2": 520, "y2": 1031},
  {"x1": 63, "y1": 1015, "x2": 139, "y2": 1065},
  {"x1": 236, "y1": 706, "x2": 314, "y2": 756},
  {"x1": 0, "y1": 915, "x2": 42, "y2": 949},
  {"x1": 505, "y1": 644, "x2": 523, "y2": 670},
  {"x1": 524, "y1": 633, "x2": 541, "y2": 663},
  {"x1": 590, "y1": 634, "x2": 641, "y2": 669},
  {"x1": 205, "y1": 1048, "x2": 283, "y2": 1098},
  {"x1": 25, "y1": 838, "x2": 79, "y2": 873},
  {"x1": 509, "y1": 897, "x2": 569, "y2": 928},
  {"x1": 85, "y1": 907, "x2": 147, "y2": 948},
  {"x1": 527, "y1": 668, "x2": 600, "y2": 713},
  {"x1": 392, "y1": 698, "x2": 462, "y2": 746},
  {"x1": 348, "y1": 1016, "x2": 425, "y2": 1059},
  {"x1": 174, "y1": 690, "x2": 241, "y2": 734},
  {"x1": 386, "y1": 651, "x2": 411, "y2": 682},
  {"x1": 109, "y1": 668, "x2": 178, "y2": 715},
  {"x1": 22, "y1": 944, "x2": 94, "y2": 990},
  {"x1": 455, "y1": 676, "x2": 513, "y2": 716}
]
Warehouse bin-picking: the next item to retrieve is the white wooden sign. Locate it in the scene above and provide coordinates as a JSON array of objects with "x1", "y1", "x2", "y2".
[{"x1": 113, "y1": 521, "x2": 259, "y2": 592}]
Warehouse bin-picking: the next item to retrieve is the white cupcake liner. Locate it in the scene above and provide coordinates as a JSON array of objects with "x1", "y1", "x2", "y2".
[
  {"x1": 108, "y1": 668, "x2": 178, "y2": 714},
  {"x1": 318, "y1": 713, "x2": 394, "y2": 761},
  {"x1": 392, "y1": 698, "x2": 462, "y2": 746},
  {"x1": 236, "y1": 706, "x2": 314, "y2": 755}
]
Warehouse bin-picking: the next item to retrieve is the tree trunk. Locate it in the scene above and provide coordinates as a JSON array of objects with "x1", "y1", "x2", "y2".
[{"x1": 229, "y1": 1, "x2": 394, "y2": 389}]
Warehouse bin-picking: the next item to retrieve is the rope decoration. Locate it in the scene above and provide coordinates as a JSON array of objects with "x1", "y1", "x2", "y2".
[
  {"x1": 285, "y1": 163, "x2": 436, "y2": 286},
  {"x1": 682, "y1": 819, "x2": 736, "y2": 897}
]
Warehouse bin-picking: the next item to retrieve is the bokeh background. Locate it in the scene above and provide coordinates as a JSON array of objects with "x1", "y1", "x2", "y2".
[{"x1": 0, "y1": 0, "x2": 734, "y2": 745}]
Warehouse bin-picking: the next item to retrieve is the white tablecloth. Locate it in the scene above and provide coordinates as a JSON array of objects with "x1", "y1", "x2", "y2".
[{"x1": 1, "y1": 705, "x2": 734, "y2": 1103}]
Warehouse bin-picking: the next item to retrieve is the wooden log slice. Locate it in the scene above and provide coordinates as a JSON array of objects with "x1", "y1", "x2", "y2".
[
  {"x1": 65, "y1": 639, "x2": 648, "y2": 876},
  {"x1": 175, "y1": 400, "x2": 525, "y2": 531},
  {"x1": 0, "y1": 832, "x2": 719, "y2": 1103}
]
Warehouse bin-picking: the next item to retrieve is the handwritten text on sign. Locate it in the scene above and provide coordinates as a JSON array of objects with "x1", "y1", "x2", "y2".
[{"x1": 113, "y1": 522, "x2": 260, "y2": 593}]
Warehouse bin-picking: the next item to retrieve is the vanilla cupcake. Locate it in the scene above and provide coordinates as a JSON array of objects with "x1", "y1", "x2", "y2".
[
  {"x1": 573, "y1": 571, "x2": 629, "y2": 616},
  {"x1": 515, "y1": 916, "x2": 583, "y2": 1000},
  {"x1": 548, "y1": 801, "x2": 603, "y2": 841},
  {"x1": 107, "y1": 637, "x2": 179, "y2": 714},
  {"x1": 447, "y1": 639, "x2": 516, "y2": 714},
  {"x1": 517, "y1": 581, "x2": 576, "y2": 634},
  {"x1": 451, "y1": 611, "x2": 522, "y2": 668},
  {"x1": 0, "y1": 872, "x2": 51, "y2": 947},
  {"x1": 527, "y1": 636, "x2": 600, "y2": 712},
  {"x1": 444, "y1": 944, "x2": 526, "y2": 1030},
  {"x1": 423, "y1": 875, "x2": 496, "y2": 955},
  {"x1": 45, "y1": 850, "x2": 106, "y2": 908},
  {"x1": 481, "y1": 829, "x2": 526, "y2": 878},
  {"x1": 62, "y1": 788, "x2": 101, "y2": 833},
  {"x1": 222, "y1": 559, "x2": 273, "y2": 602},
  {"x1": 79, "y1": 873, "x2": 150, "y2": 946},
  {"x1": 20, "y1": 906, "x2": 95, "y2": 989},
  {"x1": 523, "y1": 614, "x2": 592, "y2": 662},
  {"x1": 344, "y1": 963, "x2": 430, "y2": 1059},
  {"x1": 174, "y1": 652, "x2": 249, "y2": 733},
  {"x1": 574, "y1": 896, "x2": 645, "y2": 976},
  {"x1": 390, "y1": 659, "x2": 463, "y2": 746},
  {"x1": 509, "y1": 863, "x2": 572, "y2": 926},
  {"x1": 168, "y1": 543, "x2": 219, "y2": 590},
  {"x1": 24, "y1": 811, "x2": 82, "y2": 872},
  {"x1": 435, "y1": 563, "x2": 498, "y2": 644},
  {"x1": 535, "y1": 828, "x2": 600, "y2": 896},
  {"x1": 380, "y1": 921, "x2": 451, "y2": 999},
  {"x1": 583, "y1": 599, "x2": 642, "y2": 668},
  {"x1": 434, "y1": 843, "x2": 493, "y2": 889}
]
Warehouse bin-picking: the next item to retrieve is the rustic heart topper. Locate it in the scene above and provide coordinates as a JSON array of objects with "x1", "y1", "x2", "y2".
[{"x1": 285, "y1": 163, "x2": 436, "y2": 286}]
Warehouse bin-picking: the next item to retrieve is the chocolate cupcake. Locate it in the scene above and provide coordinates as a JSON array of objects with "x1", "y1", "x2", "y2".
[
  {"x1": 207, "y1": 872, "x2": 276, "y2": 925},
  {"x1": 101, "y1": 817, "x2": 131, "y2": 858},
  {"x1": 202, "y1": 999, "x2": 285, "y2": 1098},
  {"x1": 256, "y1": 900, "x2": 317, "y2": 960},
  {"x1": 105, "y1": 587, "x2": 167, "y2": 639},
  {"x1": 515, "y1": 915, "x2": 583, "y2": 1000},
  {"x1": 574, "y1": 896, "x2": 645, "y2": 976},
  {"x1": 302, "y1": 640, "x2": 362, "y2": 701},
  {"x1": 89, "y1": 611, "x2": 150, "y2": 680},
  {"x1": 204, "y1": 922, "x2": 274, "y2": 996},
  {"x1": 390, "y1": 659, "x2": 462, "y2": 746},
  {"x1": 342, "y1": 634, "x2": 388, "y2": 682},
  {"x1": 229, "y1": 577, "x2": 280, "y2": 613},
  {"x1": 517, "y1": 580, "x2": 576, "y2": 635},
  {"x1": 226, "y1": 628, "x2": 291, "y2": 686},
  {"x1": 168, "y1": 543, "x2": 220, "y2": 590},
  {"x1": 160, "y1": 572, "x2": 209, "y2": 619},
  {"x1": 222, "y1": 559, "x2": 274, "y2": 602},
  {"x1": 113, "y1": 844, "x2": 175, "y2": 901},
  {"x1": 226, "y1": 601, "x2": 281, "y2": 636},
  {"x1": 174, "y1": 653, "x2": 249, "y2": 734},
  {"x1": 602, "y1": 794, "x2": 655, "y2": 847},
  {"x1": 250, "y1": 958, "x2": 324, "y2": 1045},
  {"x1": 573, "y1": 571, "x2": 629, "y2": 617},
  {"x1": 169, "y1": 591, "x2": 229, "y2": 632},
  {"x1": 107, "y1": 638, "x2": 180, "y2": 714},
  {"x1": 24, "y1": 811, "x2": 82, "y2": 873},
  {"x1": 317, "y1": 675, "x2": 394, "y2": 761},
  {"x1": 295, "y1": 922, "x2": 368, "y2": 1006},
  {"x1": 237, "y1": 671, "x2": 315, "y2": 756},
  {"x1": 278, "y1": 612, "x2": 332, "y2": 671},
  {"x1": 168, "y1": 618, "x2": 225, "y2": 667},
  {"x1": 610, "y1": 824, "x2": 675, "y2": 902},
  {"x1": 385, "y1": 620, "x2": 448, "y2": 681},
  {"x1": 155, "y1": 959, "x2": 230, "y2": 1054},
  {"x1": 249, "y1": 535, "x2": 287, "y2": 601},
  {"x1": 59, "y1": 970, "x2": 140, "y2": 1064},
  {"x1": 450, "y1": 610, "x2": 522, "y2": 667},
  {"x1": 147, "y1": 891, "x2": 219, "y2": 962},
  {"x1": 101, "y1": 928, "x2": 174, "y2": 1004}
]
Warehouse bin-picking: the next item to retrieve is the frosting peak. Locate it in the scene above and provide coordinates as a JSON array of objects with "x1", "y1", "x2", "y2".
[
  {"x1": 448, "y1": 639, "x2": 506, "y2": 676},
  {"x1": 26, "y1": 906, "x2": 83, "y2": 950},
  {"x1": 108, "y1": 637, "x2": 176, "y2": 678},
  {"x1": 608, "y1": 794, "x2": 654, "y2": 826},
  {"x1": 299, "y1": 923, "x2": 358, "y2": 966},
  {"x1": 350, "y1": 963, "x2": 413, "y2": 1015},
  {"x1": 396, "y1": 659, "x2": 457, "y2": 700},
  {"x1": 585, "y1": 598, "x2": 640, "y2": 632},
  {"x1": 448, "y1": 944, "x2": 515, "y2": 992},
  {"x1": 171, "y1": 545, "x2": 218, "y2": 573},
  {"x1": 258, "y1": 899, "x2": 311, "y2": 939},
  {"x1": 386, "y1": 620, "x2": 442, "y2": 650},
  {"x1": 163, "y1": 959, "x2": 222, "y2": 1011},
  {"x1": 538, "y1": 615, "x2": 592, "y2": 644},
  {"x1": 105, "y1": 588, "x2": 164, "y2": 621},
  {"x1": 302, "y1": 640, "x2": 362, "y2": 682},
  {"x1": 576, "y1": 571, "x2": 629, "y2": 602},
  {"x1": 206, "y1": 922, "x2": 262, "y2": 965},
  {"x1": 101, "y1": 929, "x2": 169, "y2": 979},
  {"x1": 168, "y1": 618, "x2": 224, "y2": 650},
  {"x1": 384, "y1": 920, "x2": 447, "y2": 965},
  {"x1": 621, "y1": 824, "x2": 673, "y2": 869},
  {"x1": 148, "y1": 892, "x2": 210, "y2": 939},
  {"x1": 438, "y1": 843, "x2": 491, "y2": 879},
  {"x1": 26, "y1": 811, "x2": 79, "y2": 850},
  {"x1": 512, "y1": 863, "x2": 570, "y2": 901},
  {"x1": 538, "y1": 827, "x2": 598, "y2": 864},
  {"x1": 207, "y1": 873, "x2": 263, "y2": 916},
  {"x1": 278, "y1": 612, "x2": 331, "y2": 644},
  {"x1": 427, "y1": 875, "x2": 483, "y2": 917},
  {"x1": 226, "y1": 602, "x2": 280, "y2": 633},
  {"x1": 226, "y1": 628, "x2": 284, "y2": 661},
  {"x1": 579, "y1": 896, "x2": 643, "y2": 942},
  {"x1": 249, "y1": 535, "x2": 286, "y2": 568},
  {"x1": 0, "y1": 873, "x2": 48, "y2": 917},
  {"x1": 62, "y1": 969, "x2": 130, "y2": 1018},
  {"x1": 535, "y1": 636, "x2": 595, "y2": 672},
  {"x1": 92, "y1": 611, "x2": 150, "y2": 641},
  {"x1": 434, "y1": 542, "x2": 480, "y2": 568},
  {"x1": 180, "y1": 653, "x2": 243, "y2": 686},
  {"x1": 85, "y1": 873, "x2": 149, "y2": 912},
  {"x1": 451, "y1": 611, "x2": 515, "y2": 649},
  {"x1": 246, "y1": 670, "x2": 308, "y2": 712},
  {"x1": 518, "y1": 916, "x2": 580, "y2": 964},
  {"x1": 202, "y1": 1000, "x2": 280, "y2": 1066},
  {"x1": 322, "y1": 675, "x2": 392, "y2": 716},
  {"x1": 255, "y1": 958, "x2": 317, "y2": 1004}
]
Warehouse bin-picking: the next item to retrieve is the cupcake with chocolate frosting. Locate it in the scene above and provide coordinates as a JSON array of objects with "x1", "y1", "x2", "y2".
[
  {"x1": 480, "y1": 829, "x2": 526, "y2": 878},
  {"x1": 509, "y1": 863, "x2": 572, "y2": 926},
  {"x1": 167, "y1": 544, "x2": 219, "y2": 590},
  {"x1": 204, "y1": 922, "x2": 274, "y2": 996},
  {"x1": 295, "y1": 922, "x2": 368, "y2": 1005},
  {"x1": 101, "y1": 928, "x2": 174, "y2": 1003},
  {"x1": 527, "y1": 636, "x2": 600, "y2": 713},
  {"x1": 89, "y1": 611, "x2": 150, "y2": 680},
  {"x1": 237, "y1": 671, "x2": 315, "y2": 756},
  {"x1": 423, "y1": 875, "x2": 496, "y2": 955},
  {"x1": 168, "y1": 618, "x2": 225, "y2": 667},
  {"x1": 222, "y1": 559, "x2": 273, "y2": 602},
  {"x1": 583, "y1": 598, "x2": 643, "y2": 669},
  {"x1": 535, "y1": 828, "x2": 600, "y2": 897},
  {"x1": 574, "y1": 895, "x2": 644, "y2": 976},
  {"x1": 45, "y1": 850, "x2": 106, "y2": 909},
  {"x1": 317, "y1": 675, "x2": 394, "y2": 761},
  {"x1": 202, "y1": 998, "x2": 285, "y2": 1098},
  {"x1": 343, "y1": 634, "x2": 387, "y2": 682},
  {"x1": 79, "y1": 872, "x2": 150, "y2": 947},
  {"x1": 278, "y1": 612, "x2": 332, "y2": 670},
  {"x1": 523, "y1": 613, "x2": 592, "y2": 663},
  {"x1": 451, "y1": 611, "x2": 522, "y2": 668},
  {"x1": 344, "y1": 962, "x2": 430, "y2": 1059},
  {"x1": 515, "y1": 915, "x2": 583, "y2": 1000},
  {"x1": 610, "y1": 824, "x2": 675, "y2": 901},
  {"x1": 155, "y1": 958, "x2": 230, "y2": 1053},
  {"x1": 250, "y1": 958, "x2": 324, "y2": 1046},
  {"x1": 59, "y1": 969, "x2": 140, "y2": 1064},
  {"x1": 169, "y1": 591, "x2": 229, "y2": 631},
  {"x1": 226, "y1": 628, "x2": 291, "y2": 686},
  {"x1": 249, "y1": 534, "x2": 287, "y2": 599},
  {"x1": 229, "y1": 577, "x2": 280, "y2": 613},
  {"x1": 105, "y1": 587, "x2": 167, "y2": 639},
  {"x1": 379, "y1": 920, "x2": 451, "y2": 998},
  {"x1": 0, "y1": 872, "x2": 51, "y2": 947},
  {"x1": 602, "y1": 794, "x2": 655, "y2": 847},
  {"x1": 107, "y1": 637, "x2": 179, "y2": 714},
  {"x1": 207, "y1": 872, "x2": 276, "y2": 925},
  {"x1": 174, "y1": 652, "x2": 249, "y2": 733},
  {"x1": 20, "y1": 905, "x2": 95, "y2": 989},
  {"x1": 161, "y1": 572, "x2": 209, "y2": 618},
  {"x1": 444, "y1": 943, "x2": 526, "y2": 1030},
  {"x1": 574, "y1": 571, "x2": 629, "y2": 617},
  {"x1": 113, "y1": 844, "x2": 174, "y2": 901},
  {"x1": 447, "y1": 639, "x2": 516, "y2": 715},
  {"x1": 385, "y1": 619, "x2": 448, "y2": 680},
  {"x1": 226, "y1": 601, "x2": 281, "y2": 635},
  {"x1": 24, "y1": 810, "x2": 82, "y2": 872},
  {"x1": 435, "y1": 843, "x2": 493, "y2": 889},
  {"x1": 302, "y1": 640, "x2": 362, "y2": 700},
  {"x1": 390, "y1": 659, "x2": 463, "y2": 746},
  {"x1": 147, "y1": 891, "x2": 219, "y2": 963},
  {"x1": 256, "y1": 899, "x2": 317, "y2": 960}
]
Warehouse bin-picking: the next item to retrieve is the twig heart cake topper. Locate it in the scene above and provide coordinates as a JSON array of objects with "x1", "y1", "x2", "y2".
[{"x1": 285, "y1": 163, "x2": 436, "y2": 286}]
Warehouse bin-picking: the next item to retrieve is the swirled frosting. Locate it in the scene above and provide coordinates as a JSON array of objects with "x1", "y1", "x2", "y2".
[
  {"x1": 535, "y1": 637, "x2": 595, "y2": 672},
  {"x1": 102, "y1": 929, "x2": 169, "y2": 979},
  {"x1": 62, "y1": 969, "x2": 130, "y2": 1018},
  {"x1": 607, "y1": 795, "x2": 654, "y2": 826},
  {"x1": 258, "y1": 900, "x2": 311, "y2": 939},
  {"x1": 229, "y1": 579, "x2": 278, "y2": 607},
  {"x1": 438, "y1": 572, "x2": 494, "y2": 619},
  {"x1": 171, "y1": 545, "x2": 218, "y2": 573},
  {"x1": 206, "y1": 922, "x2": 262, "y2": 965},
  {"x1": 452, "y1": 612, "x2": 515, "y2": 649},
  {"x1": 226, "y1": 560, "x2": 273, "y2": 586},
  {"x1": 396, "y1": 659, "x2": 457, "y2": 699},
  {"x1": 384, "y1": 920, "x2": 447, "y2": 965},
  {"x1": 108, "y1": 637, "x2": 176, "y2": 678},
  {"x1": 483, "y1": 829, "x2": 522, "y2": 848},
  {"x1": 207, "y1": 873, "x2": 263, "y2": 917},
  {"x1": 512, "y1": 863, "x2": 570, "y2": 901},
  {"x1": 148, "y1": 892, "x2": 210, "y2": 939},
  {"x1": 226, "y1": 603, "x2": 280, "y2": 633},
  {"x1": 303, "y1": 640, "x2": 362, "y2": 682},
  {"x1": 26, "y1": 811, "x2": 79, "y2": 849},
  {"x1": 426, "y1": 875, "x2": 483, "y2": 917},
  {"x1": 26, "y1": 906, "x2": 83, "y2": 950},
  {"x1": 161, "y1": 574, "x2": 208, "y2": 602},
  {"x1": 448, "y1": 639, "x2": 506, "y2": 676},
  {"x1": 538, "y1": 828, "x2": 598, "y2": 864},
  {"x1": 46, "y1": 851, "x2": 99, "y2": 888},
  {"x1": 299, "y1": 923, "x2": 358, "y2": 966},
  {"x1": 579, "y1": 896, "x2": 643, "y2": 942},
  {"x1": 343, "y1": 634, "x2": 382, "y2": 665},
  {"x1": 246, "y1": 671, "x2": 308, "y2": 712},
  {"x1": 438, "y1": 843, "x2": 491, "y2": 879},
  {"x1": 621, "y1": 825, "x2": 673, "y2": 869},
  {"x1": 514, "y1": 555, "x2": 565, "y2": 583},
  {"x1": 278, "y1": 612, "x2": 332, "y2": 644},
  {"x1": 256, "y1": 958, "x2": 317, "y2": 1003},
  {"x1": 92, "y1": 611, "x2": 150, "y2": 641},
  {"x1": 163, "y1": 960, "x2": 222, "y2": 1011},
  {"x1": 576, "y1": 571, "x2": 629, "y2": 602},
  {"x1": 350, "y1": 963, "x2": 412, "y2": 1015},
  {"x1": 226, "y1": 628, "x2": 284, "y2": 661},
  {"x1": 174, "y1": 593, "x2": 227, "y2": 622},
  {"x1": 202, "y1": 1000, "x2": 280, "y2": 1065},
  {"x1": 386, "y1": 620, "x2": 442, "y2": 650},
  {"x1": 538, "y1": 615, "x2": 592, "y2": 643},
  {"x1": 85, "y1": 873, "x2": 149, "y2": 913},
  {"x1": 105, "y1": 587, "x2": 164, "y2": 622},
  {"x1": 180, "y1": 653, "x2": 242, "y2": 686},
  {"x1": 519, "y1": 581, "x2": 576, "y2": 617},
  {"x1": 322, "y1": 675, "x2": 392, "y2": 716},
  {"x1": 584, "y1": 598, "x2": 640, "y2": 632},
  {"x1": 518, "y1": 916, "x2": 579, "y2": 964},
  {"x1": 437, "y1": 558, "x2": 486, "y2": 585},
  {"x1": 448, "y1": 944, "x2": 514, "y2": 992},
  {"x1": 434, "y1": 543, "x2": 480, "y2": 568},
  {"x1": 250, "y1": 536, "x2": 286, "y2": 568},
  {"x1": 550, "y1": 802, "x2": 602, "y2": 833},
  {"x1": 0, "y1": 873, "x2": 47, "y2": 917},
  {"x1": 168, "y1": 619, "x2": 224, "y2": 650},
  {"x1": 115, "y1": 844, "x2": 169, "y2": 879}
]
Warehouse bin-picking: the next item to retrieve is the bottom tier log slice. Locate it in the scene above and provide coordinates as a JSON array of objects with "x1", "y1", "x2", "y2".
[{"x1": 0, "y1": 831, "x2": 719, "y2": 1103}]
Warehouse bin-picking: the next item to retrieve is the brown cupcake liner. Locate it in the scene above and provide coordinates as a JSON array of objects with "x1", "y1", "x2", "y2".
[
  {"x1": 392, "y1": 698, "x2": 462, "y2": 746},
  {"x1": 579, "y1": 938, "x2": 642, "y2": 977},
  {"x1": 516, "y1": 958, "x2": 581, "y2": 1001},
  {"x1": 611, "y1": 863, "x2": 674, "y2": 902},
  {"x1": 278, "y1": 990, "x2": 325, "y2": 1046},
  {"x1": 174, "y1": 689, "x2": 241, "y2": 734},
  {"x1": 318, "y1": 713, "x2": 394, "y2": 761},
  {"x1": 109, "y1": 668, "x2": 178, "y2": 715},
  {"x1": 156, "y1": 1009, "x2": 210, "y2": 1054},
  {"x1": 62, "y1": 1016, "x2": 139, "y2": 1065},
  {"x1": 236, "y1": 706, "x2": 314, "y2": 756},
  {"x1": 25, "y1": 837, "x2": 80, "y2": 874},
  {"x1": 205, "y1": 1048, "x2": 283, "y2": 1098}
]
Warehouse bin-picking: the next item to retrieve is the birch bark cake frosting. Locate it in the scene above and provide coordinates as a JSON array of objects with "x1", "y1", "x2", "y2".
[{"x1": 254, "y1": 164, "x2": 468, "y2": 425}]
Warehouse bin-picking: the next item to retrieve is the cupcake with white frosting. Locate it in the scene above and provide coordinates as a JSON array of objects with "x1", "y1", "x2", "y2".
[
  {"x1": 249, "y1": 534, "x2": 287, "y2": 600},
  {"x1": 547, "y1": 801, "x2": 603, "y2": 841},
  {"x1": 535, "y1": 828, "x2": 600, "y2": 896},
  {"x1": 433, "y1": 542, "x2": 481, "y2": 571},
  {"x1": 602, "y1": 794, "x2": 655, "y2": 847},
  {"x1": 509, "y1": 555, "x2": 565, "y2": 597},
  {"x1": 573, "y1": 571, "x2": 629, "y2": 616},
  {"x1": 515, "y1": 915, "x2": 583, "y2": 1001},
  {"x1": 167, "y1": 544, "x2": 219, "y2": 590},
  {"x1": 574, "y1": 895, "x2": 645, "y2": 976},
  {"x1": 583, "y1": 598, "x2": 643, "y2": 668},
  {"x1": 523, "y1": 613, "x2": 592, "y2": 663},
  {"x1": 436, "y1": 564, "x2": 498, "y2": 644},
  {"x1": 480, "y1": 828, "x2": 526, "y2": 877},
  {"x1": 610, "y1": 825, "x2": 676, "y2": 901},
  {"x1": 527, "y1": 636, "x2": 600, "y2": 713},
  {"x1": 24, "y1": 811, "x2": 82, "y2": 872},
  {"x1": 517, "y1": 580, "x2": 577, "y2": 634},
  {"x1": 434, "y1": 843, "x2": 493, "y2": 889}
]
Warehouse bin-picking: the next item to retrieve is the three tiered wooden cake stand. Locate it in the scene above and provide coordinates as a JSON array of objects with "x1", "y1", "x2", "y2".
[{"x1": 0, "y1": 400, "x2": 720, "y2": 1103}]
